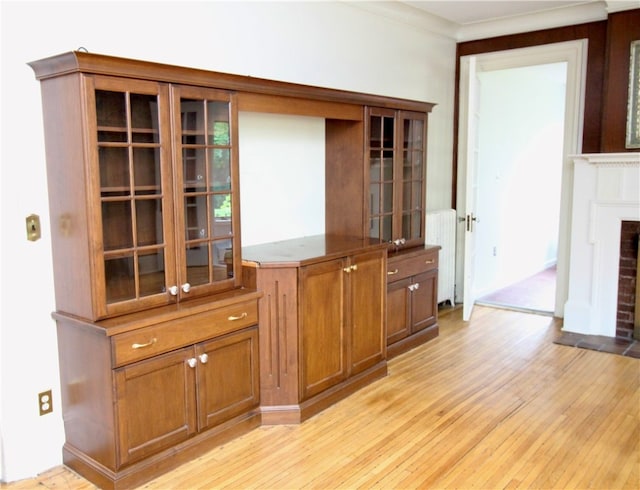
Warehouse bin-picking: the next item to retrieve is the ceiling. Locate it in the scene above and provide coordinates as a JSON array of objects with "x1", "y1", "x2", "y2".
[{"x1": 399, "y1": 1, "x2": 600, "y2": 25}]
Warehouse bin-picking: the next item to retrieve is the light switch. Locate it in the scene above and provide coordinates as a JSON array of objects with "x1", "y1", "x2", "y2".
[{"x1": 26, "y1": 214, "x2": 41, "y2": 241}]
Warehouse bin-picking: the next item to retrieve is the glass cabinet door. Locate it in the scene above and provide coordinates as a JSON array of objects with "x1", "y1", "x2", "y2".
[
  {"x1": 173, "y1": 86, "x2": 240, "y2": 299},
  {"x1": 367, "y1": 108, "x2": 396, "y2": 243},
  {"x1": 365, "y1": 108, "x2": 427, "y2": 250},
  {"x1": 92, "y1": 77, "x2": 176, "y2": 316},
  {"x1": 399, "y1": 111, "x2": 427, "y2": 246}
]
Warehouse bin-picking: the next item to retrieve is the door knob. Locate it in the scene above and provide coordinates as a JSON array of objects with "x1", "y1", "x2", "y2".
[
  {"x1": 168, "y1": 285, "x2": 178, "y2": 296},
  {"x1": 182, "y1": 283, "x2": 191, "y2": 293},
  {"x1": 199, "y1": 353, "x2": 209, "y2": 364},
  {"x1": 187, "y1": 358, "x2": 197, "y2": 368}
]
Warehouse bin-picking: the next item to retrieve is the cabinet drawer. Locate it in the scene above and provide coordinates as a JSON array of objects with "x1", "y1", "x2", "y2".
[
  {"x1": 387, "y1": 250, "x2": 438, "y2": 282},
  {"x1": 112, "y1": 300, "x2": 258, "y2": 367}
]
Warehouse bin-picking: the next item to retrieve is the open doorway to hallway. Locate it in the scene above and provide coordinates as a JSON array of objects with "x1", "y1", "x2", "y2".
[{"x1": 472, "y1": 62, "x2": 567, "y2": 316}]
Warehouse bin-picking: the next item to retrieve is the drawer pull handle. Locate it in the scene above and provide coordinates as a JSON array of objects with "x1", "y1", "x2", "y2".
[
  {"x1": 131, "y1": 338, "x2": 157, "y2": 350},
  {"x1": 228, "y1": 312, "x2": 248, "y2": 321},
  {"x1": 387, "y1": 269, "x2": 399, "y2": 275},
  {"x1": 425, "y1": 259, "x2": 435, "y2": 264}
]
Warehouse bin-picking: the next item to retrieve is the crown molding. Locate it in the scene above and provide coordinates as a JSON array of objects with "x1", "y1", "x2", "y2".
[
  {"x1": 456, "y1": 1, "x2": 610, "y2": 42},
  {"x1": 348, "y1": 1, "x2": 638, "y2": 42}
]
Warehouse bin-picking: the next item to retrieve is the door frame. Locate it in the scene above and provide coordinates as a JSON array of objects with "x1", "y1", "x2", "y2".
[{"x1": 455, "y1": 39, "x2": 588, "y2": 318}]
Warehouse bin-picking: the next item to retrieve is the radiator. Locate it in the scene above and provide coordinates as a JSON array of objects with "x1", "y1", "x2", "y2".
[{"x1": 426, "y1": 209, "x2": 456, "y2": 305}]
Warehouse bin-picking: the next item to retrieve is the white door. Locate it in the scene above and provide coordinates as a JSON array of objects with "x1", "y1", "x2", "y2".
[{"x1": 458, "y1": 56, "x2": 481, "y2": 321}]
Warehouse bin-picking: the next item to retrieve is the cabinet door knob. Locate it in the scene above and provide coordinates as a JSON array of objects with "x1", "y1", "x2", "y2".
[
  {"x1": 343, "y1": 267, "x2": 351, "y2": 273},
  {"x1": 414, "y1": 283, "x2": 420, "y2": 290},
  {"x1": 199, "y1": 353, "x2": 209, "y2": 364},
  {"x1": 181, "y1": 283, "x2": 191, "y2": 293},
  {"x1": 351, "y1": 264, "x2": 358, "y2": 271},
  {"x1": 187, "y1": 358, "x2": 197, "y2": 368},
  {"x1": 168, "y1": 285, "x2": 179, "y2": 296}
]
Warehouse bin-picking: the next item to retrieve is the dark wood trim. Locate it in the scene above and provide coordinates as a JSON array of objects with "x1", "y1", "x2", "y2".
[
  {"x1": 29, "y1": 51, "x2": 435, "y2": 115},
  {"x1": 601, "y1": 9, "x2": 640, "y2": 152},
  {"x1": 452, "y1": 20, "x2": 608, "y2": 208}
]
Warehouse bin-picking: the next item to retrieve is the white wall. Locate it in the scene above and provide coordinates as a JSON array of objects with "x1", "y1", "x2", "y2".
[
  {"x1": 473, "y1": 62, "x2": 566, "y2": 296},
  {"x1": 0, "y1": 0, "x2": 455, "y2": 482}
]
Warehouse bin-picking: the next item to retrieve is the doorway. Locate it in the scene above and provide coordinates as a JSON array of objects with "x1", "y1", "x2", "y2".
[
  {"x1": 473, "y1": 62, "x2": 567, "y2": 315},
  {"x1": 456, "y1": 40, "x2": 587, "y2": 320}
]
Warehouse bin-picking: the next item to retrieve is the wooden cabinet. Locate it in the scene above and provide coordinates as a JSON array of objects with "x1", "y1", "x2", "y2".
[
  {"x1": 30, "y1": 57, "x2": 242, "y2": 321},
  {"x1": 325, "y1": 105, "x2": 434, "y2": 250},
  {"x1": 31, "y1": 50, "x2": 438, "y2": 489},
  {"x1": 30, "y1": 52, "x2": 258, "y2": 490},
  {"x1": 386, "y1": 246, "x2": 440, "y2": 358},
  {"x1": 54, "y1": 292, "x2": 260, "y2": 489},
  {"x1": 115, "y1": 326, "x2": 259, "y2": 466},
  {"x1": 365, "y1": 108, "x2": 429, "y2": 250},
  {"x1": 300, "y1": 249, "x2": 385, "y2": 399},
  {"x1": 243, "y1": 235, "x2": 387, "y2": 424}
]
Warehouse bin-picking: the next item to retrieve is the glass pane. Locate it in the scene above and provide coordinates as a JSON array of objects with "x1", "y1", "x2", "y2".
[
  {"x1": 96, "y1": 90, "x2": 126, "y2": 129},
  {"x1": 210, "y1": 149, "x2": 230, "y2": 191},
  {"x1": 403, "y1": 181, "x2": 411, "y2": 211},
  {"x1": 105, "y1": 255, "x2": 135, "y2": 303},
  {"x1": 185, "y1": 195, "x2": 208, "y2": 241},
  {"x1": 369, "y1": 216, "x2": 380, "y2": 239},
  {"x1": 411, "y1": 211, "x2": 422, "y2": 239},
  {"x1": 133, "y1": 148, "x2": 160, "y2": 191},
  {"x1": 186, "y1": 243, "x2": 210, "y2": 286},
  {"x1": 102, "y1": 201, "x2": 133, "y2": 250},
  {"x1": 212, "y1": 215, "x2": 232, "y2": 240},
  {"x1": 413, "y1": 181, "x2": 423, "y2": 210},
  {"x1": 181, "y1": 100, "x2": 206, "y2": 145},
  {"x1": 370, "y1": 183, "x2": 380, "y2": 214},
  {"x1": 383, "y1": 151, "x2": 394, "y2": 180},
  {"x1": 131, "y1": 94, "x2": 158, "y2": 128},
  {"x1": 402, "y1": 213, "x2": 409, "y2": 239},
  {"x1": 138, "y1": 249, "x2": 166, "y2": 297},
  {"x1": 382, "y1": 117, "x2": 394, "y2": 148},
  {"x1": 208, "y1": 101, "x2": 230, "y2": 145},
  {"x1": 403, "y1": 151, "x2": 412, "y2": 180},
  {"x1": 413, "y1": 151, "x2": 423, "y2": 178},
  {"x1": 370, "y1": 116, "x2": 381, "y2": 146},
  {"x1": 369, "y1": 151, "x2": 381, "y2": 181},
  {"x1": 136, "y1": 198, "x2": 163, "y2": 246},
  {"x1": 212, "y1": 239, "x2": 233, "y2": 279},
  {"x1": 183, "y1": 148, "x2": 206, "y2": 188},
  {"x1": 382, "y1": 183, "x2": 393, "y2": 213},
  {"x1": 212, "y1": 193, "x2": 231, "y2": 222},
  {"x1": 382, "y1": 215, "x2": 392, "y2": 242},
  {"x1": 99, "y1": 147, "x2": 129, "y2": 189}
]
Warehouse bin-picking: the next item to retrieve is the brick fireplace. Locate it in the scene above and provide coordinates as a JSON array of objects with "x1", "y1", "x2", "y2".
[
  {"x1": 564, "y1": 153, "x2": 640, "y2": 338},
  {"x1": 617, "y1": 221, "x2": 639, "y2": 340}
]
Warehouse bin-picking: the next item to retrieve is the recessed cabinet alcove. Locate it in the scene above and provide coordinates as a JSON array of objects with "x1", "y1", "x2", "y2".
[{"x1": 30, "y1": 50, "x2": 436, "y2": 489}]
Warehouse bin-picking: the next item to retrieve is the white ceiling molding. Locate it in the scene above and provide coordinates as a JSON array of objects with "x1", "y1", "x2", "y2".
[
  {"x1": 348, "y1": 1, "x2": 637, "y2": 42},
  {"x1": 456, "y1": 1, "x2": 609, "y2": 42}
]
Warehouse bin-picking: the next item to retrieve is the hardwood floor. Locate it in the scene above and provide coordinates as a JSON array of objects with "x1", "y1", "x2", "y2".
[{"x1": 3, "y1": 306, "x2": 639, "y2": 489}]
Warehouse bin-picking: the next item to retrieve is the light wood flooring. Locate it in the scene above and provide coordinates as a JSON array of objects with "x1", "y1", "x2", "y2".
[{"x1": 3, "y1": 306, "x2": 639, "y2": 489}]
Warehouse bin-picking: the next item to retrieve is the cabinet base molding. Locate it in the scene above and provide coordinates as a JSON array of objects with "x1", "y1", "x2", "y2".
[
  {"x1": 387, "y1": 324, "x2": 439, "y2": 359},
  {"x1": 63, "y1": 411, "x2": 261, "y2": 490},
  {"x1": 261, "y1": 361, "x2": 388, "y2": 425}
]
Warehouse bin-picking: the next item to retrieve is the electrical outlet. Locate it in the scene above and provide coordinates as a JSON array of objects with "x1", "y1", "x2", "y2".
[{"x1": 38, "y1": 390, "x2": 53, "y2": 416}]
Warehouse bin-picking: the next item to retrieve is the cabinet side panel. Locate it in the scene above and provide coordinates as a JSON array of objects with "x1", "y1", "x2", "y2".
[
  {"x1": 56, "y1": 319, "x2": 116, "y2": 469},
  {"x1": 255, "y1": 267, "x2": 300, "y2": 406},
  {"x1": 325, "y1": 119, "x2": 365, "y2": 236},
  {"x1": 39, "y1": 75, "x2": 93, "y2": 318}
]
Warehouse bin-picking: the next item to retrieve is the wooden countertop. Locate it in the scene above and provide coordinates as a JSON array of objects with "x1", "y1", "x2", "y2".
[{"x1": 242, "y1": 234, "x2": 387, "y2": 268}]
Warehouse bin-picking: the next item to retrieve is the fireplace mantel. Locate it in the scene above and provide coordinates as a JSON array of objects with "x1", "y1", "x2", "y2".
[{"x1": 563, "y1": 153, "x2": 640, "y2": 337}]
